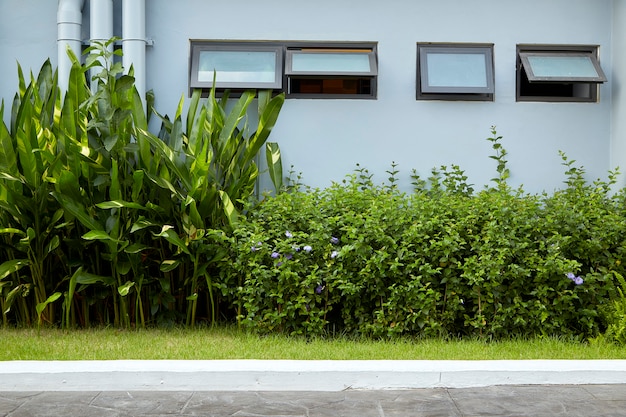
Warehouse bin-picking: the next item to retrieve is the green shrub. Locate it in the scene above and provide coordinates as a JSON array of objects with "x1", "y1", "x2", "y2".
[{"x1": 223, "y1": 130, "x2": 624, "y2": 340}]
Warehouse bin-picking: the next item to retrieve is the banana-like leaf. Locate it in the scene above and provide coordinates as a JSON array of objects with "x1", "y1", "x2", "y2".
[
  {"x1": 265, "y1": 142, "x2": 283, "y2": 193},
  {"x1": 109, "y1": 158, "x2": 121, "y2": 201},
  {"x1": 96, "y1": 200, "x2": 146, "y2": 210},
  {"x1": 218, "y1": 190, "x2": 238, "y2": 228},
  {"x1": 15, "y1": 103, "x2": 40, "y2": 187},
  {"x1": 131, "y1": 169, "x2": 144, "y2": 202},
  {"x1": 82, "y1": 230, "x2": 120, "y2": 242},
  {"x1": 44, "y1": 235, "x2": 60, "y2": 256},
  {"x1": 244, "y1": 93, "x2": 285, "y2": 162},
  {"x1": 130, "y1": 217, "x2": 160, "y2": 233},
  {"x1": 0, "y1": 228, "x2": 25, "y2": 236},
  {"x1": 219, "y1": 91, "x2": 255, "y2": 148},
  {"x1": 160, "y1": 259, "x2": 181, "y2": 272},
  {"x1": 186, "y1": 90, "x2": 201, "y2": 137},
  {"x1": 136, "y1": 128, "x2": 192, "y2": 191},
  {"x1": 124, "y1": 243, "x2": 151, "y2": 254},
  {"x1": 52, "y1": 191, "x2": 104, "y2": 232},
  {"x1": 153, "y1": 225, "x2": 191, "y2": 255},
  {"x1": 143, "y1": 170, "x2": 179, "y2": 195},
  {"x1": 0, "y1": 106, "x2": 20, "y2": 187},
  {"x1": 0, "y1": 259, "x2": 29, "y2": 280},
  {"x1": 36, "y1": 291, "x2": 62, "y2": 316},
  {"x1": 75, "y1": 270, "x2": 115, "y2": 286}
]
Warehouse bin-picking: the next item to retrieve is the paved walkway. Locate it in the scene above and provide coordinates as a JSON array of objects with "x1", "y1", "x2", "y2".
[{"x1": 2, "y1": 385, "x2": 626, "y2": 416}]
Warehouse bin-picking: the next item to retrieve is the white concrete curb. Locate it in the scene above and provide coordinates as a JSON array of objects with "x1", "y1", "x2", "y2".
[{"x1": 1, "y1": 360, "x2": 626, "y2": 391}]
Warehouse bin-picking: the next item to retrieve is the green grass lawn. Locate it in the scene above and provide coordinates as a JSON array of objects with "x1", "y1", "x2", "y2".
[{"x1": 2, "y1": 327, "x2": 625, "y2": 361}]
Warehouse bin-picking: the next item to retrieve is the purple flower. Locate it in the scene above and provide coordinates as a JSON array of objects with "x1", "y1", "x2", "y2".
[
  {"x1": 276, "y1": 261, "x2": 283, "y2": 267},
  {"x1": 315, "y1": 284, "x2": 325, "y2": 294},
  {"x1": 330, "y1": 250, "x2": 339, "y2": 259},
  {"x1": 566, "y1": 272, "x2": 584, "y2": 285},
  {"x1": 251, "y1": 246, "x2": 258, "y2": 252},
  {"x1": 285, "y1": 253, "x2": 293, "y2": 260},
  {"x1": 271, "y1": 252, "x2": 280, "y2": 259},
  {"x1": 293, "y1": 245, "x2": 301, "y2": 252},
  {"x1": 330, "y1": 236, "x2": 340, "y2": 245},
  {"x1": 303, "y1": 245, "x2": 312, "y2": 253},
  {"x1": 285, "y1": 231, "x2": 293, "y2": 238}
]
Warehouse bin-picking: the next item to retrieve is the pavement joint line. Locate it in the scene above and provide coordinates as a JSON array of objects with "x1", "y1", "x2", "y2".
[{"x1": 1, "y1": 360, "x2": 625, "y2": 391}]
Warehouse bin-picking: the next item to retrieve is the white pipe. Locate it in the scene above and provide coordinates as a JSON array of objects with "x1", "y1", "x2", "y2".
[
  {"x1": 57, "y1": 0, "x2": 85, "y2": 93},
  {"x1": 122, "y1": 0, "x2": 146, "y2": 106},
  {"x1": 89, "y1": 0, "x2": 113, "y2": 93}
]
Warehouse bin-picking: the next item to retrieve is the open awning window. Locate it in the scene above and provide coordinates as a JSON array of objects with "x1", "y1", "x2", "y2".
[
  {"x1": 519, "y1": 52, "x2": 606, "y2": 83},
  {"x1": 285, "y1": 49, "x2": 377, "y2": 76}
]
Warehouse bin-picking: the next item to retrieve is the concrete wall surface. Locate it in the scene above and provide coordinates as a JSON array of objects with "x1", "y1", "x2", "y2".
[{"x1": 0, "y1": 0, "x2": 621, "y2": 193}]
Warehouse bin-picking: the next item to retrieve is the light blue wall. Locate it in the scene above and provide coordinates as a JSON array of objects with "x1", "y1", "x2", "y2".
[
  {"x1": 612, "y1": 0, "x2": 626, "y2": 185},
  {"x1": 0, "y1": 0, "x2": 618, "y2": 194},
  {"x1": 0, "y1": 0, "x2": 58, "y2": 109},
  {"x1": 144, "y1": 0, "x2": 614, "y2": 193}
]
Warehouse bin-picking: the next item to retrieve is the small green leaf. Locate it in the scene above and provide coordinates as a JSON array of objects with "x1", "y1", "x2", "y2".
[
  {"x1": 125, "y1": 243, "x2": 151, "y2": 254},
  {"x1": 82, "y1": 230, "x2": 117, "y2": 241},
  {"x1": 160, "y1": 259, "x2": 181, "y2": 272},
  {"x1": 36, "y1": 292, "x2": 62, "y2": 316},
  {"x1": 118, "y1": 281, "x2": 135, "y2": 296}
]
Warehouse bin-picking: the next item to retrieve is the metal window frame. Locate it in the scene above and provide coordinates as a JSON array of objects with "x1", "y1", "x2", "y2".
[
  {"x1": 284, "y1": 42, "x2": 378, "y2": 99},
  {"x1": 516, "y1": 44, "x2": 605, "y2": 103},
  {"x1": 519, "y1": 51, "x2": 606, "y2": 83},
  {"x1": 189, "y1": 41, "x2": 283, "y2": 91},
  {"x1": 417, "y1": 43, "x2": 495, "y2": 100},
  {"x1": 285, "y1": 48, "x2": 377, "y2": 77}
]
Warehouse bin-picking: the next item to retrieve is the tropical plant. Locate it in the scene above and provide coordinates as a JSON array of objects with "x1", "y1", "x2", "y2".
[{"x1": 1, "y1": 39, "x2": 286, "y2": 328}]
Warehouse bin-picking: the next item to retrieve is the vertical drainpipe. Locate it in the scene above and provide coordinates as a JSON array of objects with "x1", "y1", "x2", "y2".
[
  {"x1": 57, "y1": 0, "x2": 86, "y2": 93},
  {"x1": 90, "y1": 0, "x2": 113, "y2": 93},
  {"x1": 122, "y1": 0, "x2": 146, "y2": 107}
]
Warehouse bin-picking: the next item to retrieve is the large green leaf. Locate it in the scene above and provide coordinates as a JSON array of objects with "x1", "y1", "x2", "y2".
[
  {"x1": 0, "y1": 259, "x2": 29, "y2": 280},
  {"x1": 136, "y1": 128, "x2": 192, "y2": 191},
  {"x1": 219, "y1": 190, "x2": 238, "y2": 228},
  {"x1": 82, "y1": 230, "x2": 119, "y2": 242},
  {"x1": 96, "y1": 200, "x2": 146, "y2": 210},
  {"x1": 75, "y1": 270, "x2": 115, "y2": 286},
  {"x1": 52, "y1": 191, "x2": 104, "y2": 232},
  {"x1": 153, "y1": 225, "x2": 191, "y2": 255},
  {"x1": 245, "y1": 93, "x2": 285, "y2": 162},
  {"x1": 265, "y1": 142, "x2": 283, "y2": 193}
]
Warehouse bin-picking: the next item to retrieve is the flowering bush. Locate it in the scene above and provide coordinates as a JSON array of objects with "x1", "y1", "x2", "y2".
[{"x1": 221, "y1": 132, "x2": 626, "y2": 340}]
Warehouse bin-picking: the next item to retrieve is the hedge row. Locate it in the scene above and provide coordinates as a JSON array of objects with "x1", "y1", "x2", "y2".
[{"x1": 220, "y1": 154, "x2": 626, "y2": 339}]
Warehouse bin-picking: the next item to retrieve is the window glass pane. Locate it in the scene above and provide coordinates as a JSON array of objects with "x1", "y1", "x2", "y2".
[
  {"x1": 426, "y1": 53, "x2": 487, "y2": 88},
  {"x1": 197, "y1": 50, "x2": 277, "y2": 83},
  {"x1": 291, "y1": 53, "x2": 371, "y2": 73},
  {"x1": 526, "y1": 55, "x2": 599, "y2": 78}
]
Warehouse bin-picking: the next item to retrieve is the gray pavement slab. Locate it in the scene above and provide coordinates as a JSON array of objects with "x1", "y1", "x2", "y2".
[{"x1": 2, "y1": 385, "x2": 626, "y2": 417}]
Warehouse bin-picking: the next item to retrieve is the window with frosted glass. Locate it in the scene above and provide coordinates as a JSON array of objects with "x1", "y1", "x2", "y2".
[
  {"x1": 190, "y1": 43, "x2": 282, "y2": 91},
  {"x1": 285, "y1": 47, "x2": 378, "y2": 98},
  {"x1": 417, "y1": 44, "x2": 494, "y2": 100},
  {"x1": 516, "y1": 45, "x2": 606, "y2": 102},
  {"x1": 519, "y1": 53, "x2": 606, "y2": 83},
  {"x1": 286, "y1": 50, "x2": 376, "y2": 76}
]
